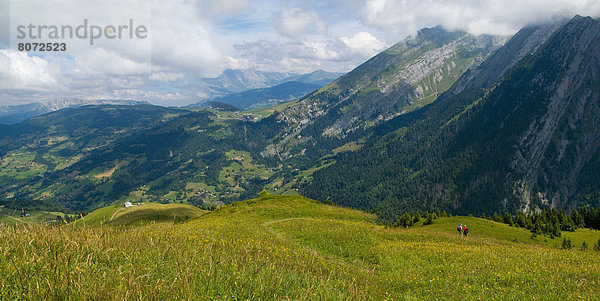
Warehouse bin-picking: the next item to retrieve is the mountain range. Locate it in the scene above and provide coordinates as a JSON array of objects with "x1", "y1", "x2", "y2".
[
  {"x1": 0, "y1": 99, "x2": 149, "y2": 125},
  {"x1": 305, "y1": 16, "x2": 600, "y2": 219},
  {"x1": 0, "y1": 70, "x2": 341, "y2": 125},
  {"x1": 203, "y1": 69, "x2": 342, "y2": 95},
  {"x1": 1, "y1": 16, "x2": 598, "y2": 221},
  {"x1": 194, "y1": 81, "x2": 321, "y2": 110}
]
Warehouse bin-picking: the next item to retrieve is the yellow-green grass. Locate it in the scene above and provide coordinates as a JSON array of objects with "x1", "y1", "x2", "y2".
[
  {"x1": 219, "y1": 150, "x2": 274, "y2": 187},
  {"x1": 0, "y1": 150, "x2": 47, "y2": 181},
  {"x1": 0, "y1": 210, "x2": 71, "y2": 226},
  {"x1": 73, "y1": 203, "x2": 206, "y2": 227},
  {"x1": 113, "y1": 189, "x2": 147, "y2": 205},
  {"x1": 1, "y1": 195, "x2": 599, "y2": 300},
  {"x1": 333, "y1": 141, "x2": 363, "y2": 154}
]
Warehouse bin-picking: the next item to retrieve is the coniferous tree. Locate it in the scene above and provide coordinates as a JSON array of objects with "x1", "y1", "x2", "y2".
[
  {"x1": 532, "y1": 219, "x2": 543, "y2": 235},
  {"x1": 323, "y1": 198, "x2": 335, "y2": 205},
  {"x1": 594, "y1": 239, "x2": 600, "y2": 252},
  {"x1": 400, "y1": 213, "x2": 413, "y2": 228},
  {"x1": 413, "y1": 211, "x2": 421, "y2": 223},
  {"x1": 580, "y1": 207, "x2": 591, "y2": 227},
  {"x1": 515, "y1": 211, "x2": 528, "y2": 228},
  {"x1": 423, "y1": 212, "x2": 433, "y2": 225},
  {"x1": 493, "y1": 212, "x2": 502, "y2": 223},
  {"x1": 571, "y1": 209, "x2": 585, "y2": 228},
  {"x1": 562, "y1": 217, "x2": 575, "y2": 232},
  {"x1": 552, "y1": 222, "x2": 561, "y2": 238},
  {"x1": 503, "y1": 212, "x2": 514, "y2": 226}
]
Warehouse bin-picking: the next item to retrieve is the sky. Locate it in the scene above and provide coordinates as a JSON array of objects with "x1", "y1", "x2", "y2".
[{"x1": 1, "y1": 0, "x2": 599, "y2": 107}]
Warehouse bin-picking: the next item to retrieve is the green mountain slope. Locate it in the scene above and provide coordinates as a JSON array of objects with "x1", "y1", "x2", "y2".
[
  {"x1": 1, "y1": 26, "x2": 501, "y2": 213},
  {"x1": 4, "y1": 18, "x2": 599, "y2": 220},
  {"x1": 0, "y1": 99, "x2": 150, "y2": 125},
  {"x1": 304, "y1": 16, "x2": 600, "y2": 220},
  {"x1": 0, "y1": 107, "x2": 290, "y2": 211},
  {"x1": 0, "y1": 105, "x2": 188, "y2": 210},
  {"x1": 264, "y1": 26, "x2": 506, "y2": 159},
  {"x1": 2, "y1": 195, "x2": 599, "y2": 299},
  {"x1": 74, "y1": 202, "x2": 206, "y2": 227},
  {"x1": 0, "y1": 105, "x2": 186, "y2": 157}
]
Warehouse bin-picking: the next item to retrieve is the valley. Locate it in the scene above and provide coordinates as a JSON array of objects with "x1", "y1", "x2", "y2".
[
  {"x1": 0, "y1": 25, "x2": 514, "y2": 216},
  {"x1": 4, "y1": 17, "x2": 600, "y2": 223},
  {"x1": 3, "y1": 0, "x2": 600, "y2": 297},
  {"x1": 1, "y1": 11, "x2": 600, "y2": 300}
]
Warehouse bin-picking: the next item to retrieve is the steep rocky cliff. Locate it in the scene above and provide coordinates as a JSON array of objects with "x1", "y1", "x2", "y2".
[
  {"x1": 263, "y1": 26, "x2": 507, "y2": 159},
  {"x1": 510, "y1": 16, "x2": 600, "y2": 210},
  {"x1": 304, "y1": 16, "x2": 600, "y2": 219}
]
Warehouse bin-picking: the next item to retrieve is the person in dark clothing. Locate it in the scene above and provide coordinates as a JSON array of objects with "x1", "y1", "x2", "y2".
[{"x1": 463, "y1": 225, "x2": 469, "y2": 237}]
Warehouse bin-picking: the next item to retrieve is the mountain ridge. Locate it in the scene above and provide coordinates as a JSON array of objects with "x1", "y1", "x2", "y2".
[
  {"x1": 262, "y1": 26, "x2": 507, "y2": 160},
  {"x1": 202, "y1": 69, "x2": 342, "y2": 95},
  {"x1": 0, "y1": 99, "x2": 150, "y2": 125},
  {"x1": 303, "y1": 15, "x2": 600, "y2": 220},
  {"x1": 2, "y1": 18, "x2": 600, "y2": 220},
  {"x1": 190, "y1": 81, "x2": 321, "y2": 110}
]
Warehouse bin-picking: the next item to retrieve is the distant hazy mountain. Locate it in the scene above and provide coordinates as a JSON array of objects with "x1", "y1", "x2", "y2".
[
  {"x1": 202, "y1": 69, "x2": 342, "y2": 95},
  {"x1": 283, "y1": 70, "x2": 346, "y2": 87},
  {"x1": 0, "y1": 99, "x2": 149, "y2": 125},
  {"x1": 193, "y1": 81, "x2": 321, "y2": 110}
]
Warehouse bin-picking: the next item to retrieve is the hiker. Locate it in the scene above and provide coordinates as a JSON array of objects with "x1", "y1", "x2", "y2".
[
  {"x1": 463, "y1": 225, "x2": 469, "y2": 237},
  {"x1": 457, "y1": 224, "x2": 463, "y2": 236}
]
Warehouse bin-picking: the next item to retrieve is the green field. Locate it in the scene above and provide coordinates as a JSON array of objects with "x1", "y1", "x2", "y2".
[
  {"x1": 73, "y1": 203, "x2": 207, "y2": 227},
  {"x1": 0, "y1": 208, "x2": 73, "y2": 226},
  {"x1": 1, "y1": 195, "x2": 599, "y2": 300}
]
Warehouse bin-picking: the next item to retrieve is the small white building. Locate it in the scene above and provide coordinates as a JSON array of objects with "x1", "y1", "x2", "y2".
[{"x1": 124, "y1": 202, "x2": 133, "y2": 208}]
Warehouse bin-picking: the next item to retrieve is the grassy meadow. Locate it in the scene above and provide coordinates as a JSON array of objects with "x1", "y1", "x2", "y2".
[
  {"x1": 1, "y1": 195, "x2": 600, "y2": 300},
  {"x1": 72, "y1": 203, "x2": 207, "y2": 227}
]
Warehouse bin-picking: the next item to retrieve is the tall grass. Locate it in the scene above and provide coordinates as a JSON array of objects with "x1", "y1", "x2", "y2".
[{"x1": 1, "y1": 195, "x2": 599, "y2": 300}]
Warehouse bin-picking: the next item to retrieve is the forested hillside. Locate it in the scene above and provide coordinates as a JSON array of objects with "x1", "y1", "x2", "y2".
[
  {"x1": 304, "y1": 16, "x2": 600, "y2": 221},
  {"x1": 2, "y1": 18, "x2": 600, "y2": 220}
]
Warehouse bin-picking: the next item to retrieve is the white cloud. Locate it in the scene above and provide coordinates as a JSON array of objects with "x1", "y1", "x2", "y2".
[
  {"x1": 0, "y1": 50, "x2": 62, "y2": 92},
  {"x1": 275, "y1": 8, "x2": 327, "y2": 38},
  {"x1": 197, "y1": 0, "x2": 250, "y2": 17},
  {"x1": 225, "y1": 56, "x2": 256, "y2": 70},
  {"x1": 0, "y1": 0, "x2": 248, "y2": 105},
  {"x1": 2, "y1": 0, "x2": 600, "y2": 107},
  {"x1": 150, "y1": 0, "x2": 227, "y2": 77},
  {"x1": 73, "y1": 48, "x2": 150, "y2": 75},
  {"x1": 149, "y1": 72, "x2": 186, "y2": 82},
  {"x1": 360, "y1": 0, "x2": 600, "y2": 37},
  {"x1": 303, "y1": 41, "x2": 340, "y2": 60},
  {"x1": 232, "y1": 32, "x2": 387, "y2": 73},
  {"x1": 111, "y1": 89, "x2": 186, "y2": 101},
  {"x1": 7, "y1": 0, "x2": 239, "y2": 78},
  {"x1": 340, "y1": 32, "x2": 386, "y2": 58}
]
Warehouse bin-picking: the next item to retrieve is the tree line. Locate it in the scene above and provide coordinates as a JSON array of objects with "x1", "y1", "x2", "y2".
[
  {"x1": 490, "y1": 207, "x2": 600, "y2": 238},
  {"x1": 389, "y1": 206, "x2": 600, "y2": 239}
]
